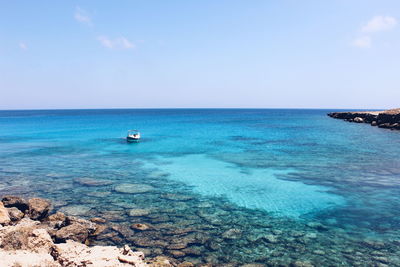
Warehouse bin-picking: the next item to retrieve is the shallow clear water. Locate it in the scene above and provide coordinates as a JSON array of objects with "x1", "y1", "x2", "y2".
[{"x1": 1, "y1": 109, "x2": 400, "y2": 265}]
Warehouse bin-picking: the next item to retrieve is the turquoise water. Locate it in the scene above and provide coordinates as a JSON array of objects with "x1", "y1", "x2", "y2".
[{"x1": 1, "y1": 109, "x2": 400, "y2": 265}]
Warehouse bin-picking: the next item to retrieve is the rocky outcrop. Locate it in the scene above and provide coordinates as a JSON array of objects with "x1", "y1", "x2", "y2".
[
  {"x1": 2, "y1": 195, "x2": 29, "y2": 212},
  {"x1": 28, "y1": 197, "x2": 51, "y2": 220},
  {"x1": 0, "y1": 195, "x2": 174, "y2": 267},
  {"x1": 327, "y1": 109, "x2": 400, "y2": 130},
  {"x1": 52, "y1": 241, "x2": 147, "y2": 267}
]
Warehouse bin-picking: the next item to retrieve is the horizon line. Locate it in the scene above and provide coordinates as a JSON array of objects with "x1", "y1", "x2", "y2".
[{"x1": 0, "y1": 107, "x2": 388, "y2": 112}]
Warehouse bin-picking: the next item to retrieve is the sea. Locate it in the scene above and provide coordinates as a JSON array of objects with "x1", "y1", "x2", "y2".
[{"x1": 1, "y1": 109, "x2": 400, "y2": 265}]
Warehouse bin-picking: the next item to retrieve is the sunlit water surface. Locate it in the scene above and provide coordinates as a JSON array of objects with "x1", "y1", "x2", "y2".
[{"x1": 1, "y1": 109, "x2": 400, "y2": 265}]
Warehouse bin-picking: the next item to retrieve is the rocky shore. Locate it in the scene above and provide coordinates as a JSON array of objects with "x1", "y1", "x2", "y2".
[
  {"x1": 0, "y1": 195, "x2": 186, "y2": 267},
  {"x1": 327, "y1": 108, "x2": 400, "y2": 130}
]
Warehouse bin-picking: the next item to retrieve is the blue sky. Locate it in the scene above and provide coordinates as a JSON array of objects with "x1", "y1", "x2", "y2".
[{"x1": 1, "y1": 0, "x2": 399, "y2": 109}]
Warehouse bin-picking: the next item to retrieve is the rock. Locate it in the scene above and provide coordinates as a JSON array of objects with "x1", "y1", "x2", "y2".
[
  {"x1": 90, "y1": 217, "x2": 106, "y2": 224},
  {"x1": 291, "y1": 261, "x2": 314, "y2": 267},
  {"x1": 73, "y1": 177, "x2": 113, "y2": 187},
  {"x1": 66, "y1": 216, "x2": 97, "y2": 233},
  {"x1": 182, "y1": 246, "x2": 202, "y2": 256},
  {"x1": 148, "y1": 255, "x2": 175, "y2": 266},
  {"x1": 313, "y1": 249, "x2": 325, "y2": 255},
  {"x1": 46, "y1": 212, "x2": 67, "y2": 229},
  {"x1": 131, "y1": 223, "x2": 150, "y2": 231},
  {"x1": 29, "y1": 228, "x2": 55, "y2": 253},
  {"x1": 0, "y1": 218, "x2": 53, "y2": 253},
  {"x1": 59, "y1": 205, "x2": 91, "y2": 216},
  {"x1": 7, "y1": 207, "x2": 24, "y2": 222},
  {"x1": 129, "y1": 208, "x2": 151, "y2": 217},
  {"x1": 92, "y1": 224, "x2": 107, "y2": 236},
  {"x1": 111, "y1": 224, "x2": 134, "y2": 238},
  {"x1": 55, "y1": 224, "x2": 90, "y2": 243},
  {"x1": 168, "y1": 249, "x2": 186, "y2": 258},
  {"x1": 114, "y1": 183, "x2": 155, "y2": 194},
  {"x1": 28, "y1": 198, "x2": 51, "y2": 220},
  {"x1": 0, "y1": 250, "x2": 60, "y2": 267},
  {"x1": 54, "y1": 216, "x2": 98, "y2": 243},
  {"x1": 306, "y1": 222, "x2": 329, "y2": 231},
  {"x1": 161, "y1": 194, "x2": 194, "y2": 201},
  {"x1": 305, "y1": 232, "x2": 317, "y2": 239},
  {"x1": 2, "y1": 195, "x2": 29, "y2": 212},
  {"x1": 86, "y1": 191, "x2": 112, "y2": 197},
  {"x1": 53, "y1": 240, "x2": 148, "y2": 267},
  {"x1": 178, "y1": 262, "x2": 195, "y2": 267},
  {"x1": 222, "y1": 228, "x2": 242, "y2": 239},
  {"x1": 0, "y1": 202, "x2": 11, "y2": 225},
  {"x1": 353, "y1": 117, "x2": 364, "y2": 123},
  {"x1": 328, "y1": 109, "x2": 400, "y2": 131},
  {"x1": 264, "y1": 234, "x2": 278, "y2": 243}
]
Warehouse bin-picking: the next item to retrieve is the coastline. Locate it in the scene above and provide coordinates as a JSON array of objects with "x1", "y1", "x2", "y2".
[
  {"x1": 0, "y1": 195, "x2": 187, "y2": 267},
  {"x1": 327, "y1": 108, "x2": 400, "y2": 130}
]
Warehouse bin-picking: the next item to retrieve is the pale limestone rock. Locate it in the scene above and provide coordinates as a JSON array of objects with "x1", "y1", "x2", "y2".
[
  {"x1": 0, "y1": 218, "x2": 53, "y2": 253},
  {"x1": 54, "y1": 240, "x2": 148, "y2": 266},
  {"x1": 0, "y1": 249, "x2": 60, "y2": 267},
  {"x1": 0, "y1": 202, "x2": 11, "y2": 225}
]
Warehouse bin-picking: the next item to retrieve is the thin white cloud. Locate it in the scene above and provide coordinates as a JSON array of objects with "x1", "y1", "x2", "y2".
[
  {"x1": 352, "y1": 15, "x2": 397, "y2": 49},
  {"x1": 74, "y1": 7, "x2": 92, "y2": 25},
  {"x1": 362, "y1": 16, "x2": 397, "y2": 33},
  {"x1": 19, "y1": 42, "x2": 28, "y2": 50},
  {"x1": 97, "y1": 36, "x2": 135, "y2": 50},
  {"x1": 352, "y1": 36, "x2": 371, "y2": 48}
]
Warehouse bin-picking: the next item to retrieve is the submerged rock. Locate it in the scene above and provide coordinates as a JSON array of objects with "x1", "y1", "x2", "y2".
[
  {"x1": 129, "y1": 208, "x2": 151, "y2": 217},
  {"x1": 131, "y1": 223, "x2": 151, "y2": 231},
  {"x1": 291, "y1": 260, "x2": 314, "y2": 267},
  {"x1": 59, "y1": 205, "x2": 91, "y2": 216},
  {"x1": 161, "y1": 194, "x2": 194, "y2": 201},
  {"x1": 90, "y1": 217, "x2": 106, "y2": 224},
  {"x1": 263, "y1": 234, "x2": 278, "y2": 243},
  {"x1": 74, "y1": 177, "x2": 113, "y2": 187},
  {"x1": 168, "y1": 249, "x2": 186, "y2": 258},
  {"x1": 28, "y1": 198, "x2": 51, "y2": 220},
  {"x1": 86, "y1": 191, "x2": 112, "y2": 197},
  {"x1": 222, "y1": 228, "x2": 243, "y2": 240},
  {"x1": 114, "y1": 183, "x2": 155, "y2": 194}
]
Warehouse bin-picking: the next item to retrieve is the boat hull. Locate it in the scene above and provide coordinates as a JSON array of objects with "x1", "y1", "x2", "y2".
[{"x1": 127, "y1": 137, "x2": 140, "y2": 142}]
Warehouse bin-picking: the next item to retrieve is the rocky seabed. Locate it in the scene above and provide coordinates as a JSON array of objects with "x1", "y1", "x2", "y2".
[{"x1": 0, "y1": 195, "x2": 191, "y2": 267}]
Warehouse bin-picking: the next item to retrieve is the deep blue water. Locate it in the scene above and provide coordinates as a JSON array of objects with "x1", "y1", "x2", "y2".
[{"x1": 1, "y1": 109, "x2": 400, "y2": 265}]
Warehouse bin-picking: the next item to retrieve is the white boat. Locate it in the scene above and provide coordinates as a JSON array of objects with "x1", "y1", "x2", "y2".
[{"x1": 127, "y1": 130, "x2": 140, "y2": 142}]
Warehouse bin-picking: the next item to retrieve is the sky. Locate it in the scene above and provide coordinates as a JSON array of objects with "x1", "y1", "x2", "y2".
[{"x1": 0, "y1": 0, "x2": 399, "y2": 109}]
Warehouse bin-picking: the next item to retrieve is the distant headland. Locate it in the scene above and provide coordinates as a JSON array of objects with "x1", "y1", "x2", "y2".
[{"x1": 328, "y1": 108, "x2": 400, "y2": 130}]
